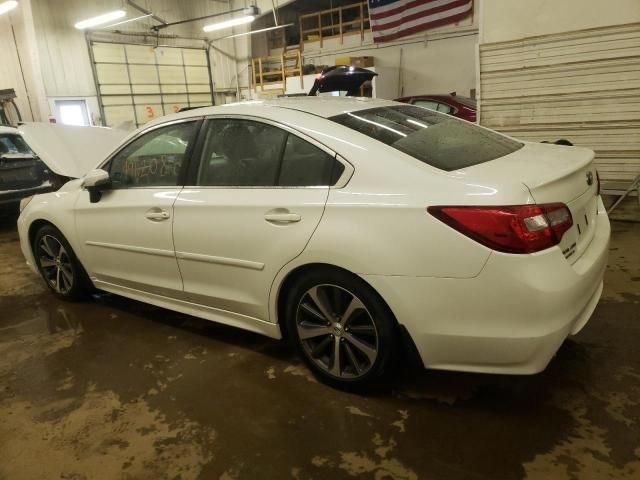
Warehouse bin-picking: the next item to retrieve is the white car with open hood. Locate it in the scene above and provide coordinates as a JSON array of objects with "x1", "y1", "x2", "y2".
[{"x1": 17, "y1": 98, "x2": 610, "y2": 387}]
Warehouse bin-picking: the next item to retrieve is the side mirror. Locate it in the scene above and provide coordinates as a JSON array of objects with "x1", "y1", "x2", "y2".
[{"x1": 81, "y1": 169, "x2": 111, "y2": 203}]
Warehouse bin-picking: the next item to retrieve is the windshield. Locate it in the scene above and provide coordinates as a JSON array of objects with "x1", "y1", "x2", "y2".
[
  {"x1": 330, "y1": 105, "x2": 522, "y2": 171},
  {"x1": 0, "y1": 134, "x2": 34, "y2": 156}
]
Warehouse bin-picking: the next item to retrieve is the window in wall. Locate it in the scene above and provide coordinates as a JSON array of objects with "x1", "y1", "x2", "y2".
[
  {"x1": 55, "y1": 100, "x2": 90, "y2": 126},
  {"x1": 109, "y1": 121, "x2": 198, "y2": 188}
]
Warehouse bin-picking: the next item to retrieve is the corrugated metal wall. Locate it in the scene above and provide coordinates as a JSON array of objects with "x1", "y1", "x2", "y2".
[{"x1": 479, "y1": 22, "x2": 640, "y2": 184}]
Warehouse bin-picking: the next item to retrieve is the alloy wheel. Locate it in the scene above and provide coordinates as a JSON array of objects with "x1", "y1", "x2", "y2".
[
  {"x1": 295, "y1": 284, "x2": 379, "y2": 379},
  {"x1": 37, "y1": 235, "x2": 73, "y2": 294}
]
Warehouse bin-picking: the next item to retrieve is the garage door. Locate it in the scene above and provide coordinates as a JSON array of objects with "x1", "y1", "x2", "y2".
[
  {"x1": 91, "y1": 42, "x2": 213, "y2": 128},
  {"x1": 479, "y1": 23, "x2": 640, "y2": 184}
]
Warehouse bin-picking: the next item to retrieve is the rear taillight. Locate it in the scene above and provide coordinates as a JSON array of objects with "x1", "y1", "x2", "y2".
[
  {"x1": 596, "y1": 170, "x2": 600, "y2": 196},
  {"x1": 427, "y1": 203, "x2": 573, "y2": 254}
]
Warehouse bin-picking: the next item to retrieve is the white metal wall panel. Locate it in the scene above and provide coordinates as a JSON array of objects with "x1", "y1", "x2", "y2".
[
  {"x1": 91, "y1": 42, "x2": 213, "y2": 127},
  {"x1": 479, "y1": 23, "x2": 640, "y2": 183}
]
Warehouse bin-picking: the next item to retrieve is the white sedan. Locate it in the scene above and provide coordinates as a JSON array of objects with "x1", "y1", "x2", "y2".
[{"x1": 17, "y1": 98, "x2": 610, "y2": 387}]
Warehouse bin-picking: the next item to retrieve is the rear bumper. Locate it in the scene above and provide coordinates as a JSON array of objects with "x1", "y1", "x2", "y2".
[{"x1": 364, "y1": 197, "x2": 611, "y2": 374}]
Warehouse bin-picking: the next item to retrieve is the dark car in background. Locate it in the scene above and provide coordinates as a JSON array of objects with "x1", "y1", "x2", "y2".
[
  {"x1": 394, "y1": 94, "x2": 477, "y2": 122},
  {"x1": 0, "y1": 127, "x2": 58, "y2": 210}
]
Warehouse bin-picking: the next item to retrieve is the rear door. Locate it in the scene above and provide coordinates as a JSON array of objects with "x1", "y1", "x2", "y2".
[{"x1": 172, "y1": 117, "x2": 348, "y2": 322}]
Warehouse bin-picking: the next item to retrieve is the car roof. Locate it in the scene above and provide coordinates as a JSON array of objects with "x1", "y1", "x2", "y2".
[{"x1": 146, "y1": 96, "x2": 401, "y2": 127}]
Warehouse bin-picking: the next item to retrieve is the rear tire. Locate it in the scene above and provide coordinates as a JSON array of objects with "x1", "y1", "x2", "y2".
[
  {"x1": 33, "y1": 224, "x2": 93, "y2": 301},
  {"x1": 285, "y1": 267, "x2": 399, "y2": 388}
]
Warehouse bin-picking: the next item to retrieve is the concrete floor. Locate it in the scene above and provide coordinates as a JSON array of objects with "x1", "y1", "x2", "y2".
[{"x1": 0, "y1": 212, "x2": 638, "y2": 480}]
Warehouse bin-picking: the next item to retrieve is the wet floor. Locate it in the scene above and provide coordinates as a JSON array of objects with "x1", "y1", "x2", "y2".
[{"x1": 0, "y1": 210, "x2": 639, "y2": 480}]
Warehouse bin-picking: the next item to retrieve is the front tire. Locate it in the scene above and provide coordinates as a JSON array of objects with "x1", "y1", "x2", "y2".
[
  {"x1": 285, "y1": 268, "x2": 399, "y2": 388},
  {"x1": 33, "y1": 225, "x2": 93, "y2": 301}
]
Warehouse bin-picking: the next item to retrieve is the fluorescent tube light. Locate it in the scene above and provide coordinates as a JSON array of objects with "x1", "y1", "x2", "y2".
[
  {"x1": 0, "y1": 1, "x2": 18, "y2": 16},
  {"x1": 74, "y1": 9, "x2": 126, "y2": 30},
  {"x1": 203, "y1": 15, "x2": 254, "y2": 33},
  {"x1": 101, "y1": 13, "x2": 152, "y2": 29},
  {"x1": 221, "y1": 23, "x2": 294, "y2": 40}
]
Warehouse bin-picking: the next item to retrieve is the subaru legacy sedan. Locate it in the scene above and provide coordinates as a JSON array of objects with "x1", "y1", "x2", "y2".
[{"x1": 17, "y1": 98, "x2": 610, "y2": 388}]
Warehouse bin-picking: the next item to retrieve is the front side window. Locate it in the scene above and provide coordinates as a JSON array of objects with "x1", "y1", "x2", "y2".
[
  {"x1": 196, "y1": 119, "x2": 345, "y2": 187},
  {"x1": 330, "y1": 105, "x2": 523, "y2": 171},
  {"x1": 109, "y1": 121, "x2": 198, "y2": 188}
]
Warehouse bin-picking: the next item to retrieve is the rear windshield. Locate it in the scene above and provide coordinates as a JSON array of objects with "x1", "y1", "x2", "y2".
[
  {"x1": 453, "y1": 96, "x2": 476, "y2": 108},
  {"x1": 0, "y1": 134, "x2": 33, "y2": 156},
  {"x1": 330, "y1": 105, "x2": 522, "y2": 171}
]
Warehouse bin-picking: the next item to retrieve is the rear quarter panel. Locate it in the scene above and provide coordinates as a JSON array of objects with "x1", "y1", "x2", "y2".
[{"x1": 263, "y1": 109, "x2": 535, "y2": 323}]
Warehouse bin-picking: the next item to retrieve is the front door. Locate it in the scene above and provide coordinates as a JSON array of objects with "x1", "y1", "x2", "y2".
[
  {"x1": 172, "y1": 118, "x2": 347, "y2": 323},
  {"x1": 75, "y1": 120, "x2": 200, "y2": 297}
]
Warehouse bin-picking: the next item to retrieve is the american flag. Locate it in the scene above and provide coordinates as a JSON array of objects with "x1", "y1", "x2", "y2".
[{"x1": 368, "y1": 0, "x2": 474, "y2": 43}]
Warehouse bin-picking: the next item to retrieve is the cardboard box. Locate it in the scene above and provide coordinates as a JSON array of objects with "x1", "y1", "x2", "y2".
[
  {"x1": 350, "y1": 56, "x2": 374, "y2": 68},
  {"x1": 335, "y1": 56, "x2": 374, "y2": 68}
]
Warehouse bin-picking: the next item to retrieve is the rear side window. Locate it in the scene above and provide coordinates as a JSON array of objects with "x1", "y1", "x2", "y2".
[
  {"x1": 197, "y1": 119, "x2": 287, "y2": 187},
  {"x1": 330, "y1": 105, "x2": 522, "y2": 171},
  {"x1": 279, "y1": 134, "x2": 344, "y2": 186},
  {"x1": 196, "y1": 118, "x2": 345, "y2": 187}
]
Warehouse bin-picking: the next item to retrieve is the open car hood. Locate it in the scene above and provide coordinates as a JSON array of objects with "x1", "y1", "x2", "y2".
[
  {"x1": 18, "y1": 123, "x2": 128, "y2": 178},
  {"x1": 309, "y1": 66, "x2": 378, "y2": 96}
]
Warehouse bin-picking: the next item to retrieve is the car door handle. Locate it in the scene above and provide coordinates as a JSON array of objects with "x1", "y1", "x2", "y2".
[
  {"x1": 145, "y1": 209, "x2": 170, "y2": 221},
  {"x1": 264, "y1": 212, "x2": 301, "y2": 224}
]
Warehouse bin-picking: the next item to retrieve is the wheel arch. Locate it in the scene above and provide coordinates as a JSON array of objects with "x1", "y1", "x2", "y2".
[
  {"x1": 274, "y1": 262, "x2": 400, "y2": 341},
  {"x1": 28, "y1": 218, "x2": 57, "y2": 249},
  {"x1": 27, "y1": 218, "x2": 86, "y2": 270}
]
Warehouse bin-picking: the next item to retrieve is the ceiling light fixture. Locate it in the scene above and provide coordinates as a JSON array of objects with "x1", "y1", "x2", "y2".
[
  {"x1": 0, "y1": 1, "x2": 18, "y2": 16},
  {"x1": 74, "y1": 9, "x2": 126, "y2": 30},
  {"x1": 100, "y1": 13, "x2": 152, "y2": 29},
  {"x1": 221, "y1": 23, "x2": 294, "y2": 40},
  {"x1": 203, "y1": 14, "x2": 254, "y2": 33}
]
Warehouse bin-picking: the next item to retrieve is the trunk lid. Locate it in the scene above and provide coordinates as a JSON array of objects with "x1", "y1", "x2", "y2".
[{"x1": 463, "y1": 142, "x2": 598, "y2": 263}]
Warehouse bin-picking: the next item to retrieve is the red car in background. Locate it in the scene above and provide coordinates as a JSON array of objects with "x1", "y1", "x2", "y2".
[{"x1": 394, "y1": 94, "x2": 477, "y2": 122}]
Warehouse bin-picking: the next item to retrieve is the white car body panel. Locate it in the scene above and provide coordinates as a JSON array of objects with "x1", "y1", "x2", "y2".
[
  {"x1": 74, "y1": 187, "x2": 183, "y2": 295},
  {"x1": 18, "y1": 123, "x2": 128, "y2": 178},
  {"x1": 17, "y1": 97, "x2": 611, "y2": 375},
  {"x1": 173, "y1": 187, "x2": 329, "y2": 323}
]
